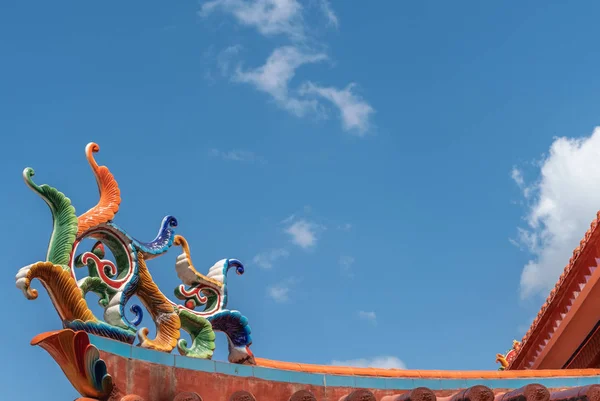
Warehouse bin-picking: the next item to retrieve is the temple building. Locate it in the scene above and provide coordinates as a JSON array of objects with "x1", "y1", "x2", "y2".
[{"x1": 16, "y1": 142, "x2": 600, "y2": 401}]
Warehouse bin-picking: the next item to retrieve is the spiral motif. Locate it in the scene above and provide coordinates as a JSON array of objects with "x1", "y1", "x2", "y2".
[
  {"x1": 228, "y1": 259, "x2": 245, "y2": 275},
  {"x1": 129, "y1": 304, "x2": 144, "y2": 326}
]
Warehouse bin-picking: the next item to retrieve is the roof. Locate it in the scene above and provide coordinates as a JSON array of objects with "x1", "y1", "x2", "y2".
[
  {"x1": 509, "y1": 211, "x2": 600, "y2": 369},
  {"x1": 32, "y1": 328, "x2": 600, "y2": 401}
]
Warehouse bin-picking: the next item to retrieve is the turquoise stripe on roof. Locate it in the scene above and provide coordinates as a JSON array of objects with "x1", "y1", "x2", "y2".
[{"x1": 88, "y1": 334, "x2": 600, "y2": 390}]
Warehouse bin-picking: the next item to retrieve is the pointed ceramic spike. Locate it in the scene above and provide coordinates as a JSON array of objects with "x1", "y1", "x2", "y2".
[
  {"x1": 542, "y1": 338, "x2": 550, "y2": 346},
  {"x1": 560, "y1": 312, "x2": 566, "y2": 319},
  {"x1": 573, "y1": 291, "x2": 580, "y2": 299}
]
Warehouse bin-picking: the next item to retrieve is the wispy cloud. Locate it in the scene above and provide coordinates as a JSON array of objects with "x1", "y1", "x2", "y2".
[
  {"x1": 358, "y1": 310, "x2": 376, "y2": 324},
  {"x1": 511, "y1": 166, "x2": 533, "y2": 200},
  {"x1": 285, "y1": 218, "x2": 320, "y2": 248},
  {"x1": 200, "y1": 0, "x2": 375, "y2": 134},
  {"x1": 210, "y1": 148, "x2": 266, "y2": 163},
  {"x1": 513, "y1": 127, "x2": 600, "y2": 299},
  {"x1": 253, "y1": 248, "x2": 290, "y2": 269},
  {"x1": 511, "y1": 167, "x2": 525, "y2": 187},
  {"x1": 281, "y1": 214, "x2": 296, "y2": 224},
  {"x1": 319, "y1": 0, "x2": 338, "y2": 28},
  {"x1": 217, "y1": 44, "x2": 243, "y2": 76},
  {"x1": 331, "y1": 356, "x2": 406, "y2": 370},
  {"x1": 234, "y1": 46, "x2": 327, "y2": 116},
  {"x1": 340, "y1": 255, "x2": 355, "y2": 277},
  {"x1": 268, "y1": 284, "x2": 290, "y2": 302},
  {"x1": 300, "y1": 82, "x2": 374, "y2": 135},
  {"x1": 338, "y1": 223, "x2": 352, "y2": 231},
  {"x1": 267, "y1": 277, "x2": 298, "y2": 302},
  {"x1": 200, "y1": 0, "x2": 306, "y2": 41}
]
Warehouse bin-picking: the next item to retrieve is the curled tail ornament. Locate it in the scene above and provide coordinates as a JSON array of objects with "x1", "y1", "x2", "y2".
[
  {"x1": 110, "y1": 216, "x2": 178, "y2": 260},
  {"x1": 23, "y1": 168, "x2": 78, "y2": 266},
  {"x1": 136, "y1": 253, "x2": 181, "y2": 352},
  {"x1": 15, "y1": 261, "x2": 136, "y2": 343},
  {"x1": 131, "y1": 216, "x2": 178, "y2": 259},
  {"x1": 206, "y1": 258, "x2": 244, "y2": 310},
  {"x1": 208, "y1": 310, "x2": 254, "y2": 364},
  {"x1": 77, "y1": 142, "x2": 121, "y2": 236},
  {"x1": 16, "y1": 262, "x2": 95, "y2": 319}
]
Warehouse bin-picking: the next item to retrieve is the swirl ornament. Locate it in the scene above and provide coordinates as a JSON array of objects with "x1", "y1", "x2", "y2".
[
  {"x1": 16, "y1": 142, "x2": 254, "y2": 369},
  {"x1": 129, "y1": 304, "x2": 144, "y2": 326}
]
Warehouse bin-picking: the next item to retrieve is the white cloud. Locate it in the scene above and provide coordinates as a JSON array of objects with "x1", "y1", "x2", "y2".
[
  {"x1": 234, "y1": 46, "x2": 327, "y2": 117},
  {"x1": 267, "y1": 277, "x2": 297, "y2": 302},
  {"x1": 217, "y1": 44, "x2": 243, "y2": 76},
  {"x1": 300, "y1": 82, "x2": 374, "y2": 135},
  {"x1": 268, "y1": 285, "x2": 290, "y2": 302},
  {"x1": 340, "y1": 255, "x2": 355, "y2": 267},
  {"x1": 319, "y1": 0, "x2": 338, "y2": 28},
  {"x1": 200, "y1": 0, "x2": 305, "y2": 41},
  {"x1": 281, "y1": 214, "x2": 296, "y2": 224},
  {"x1": 514, "y1": 127, "x2": 600, "y2": 299},
  {"x1": 358, "y1": 310, "x2": 376, "y2": 323},
  {"x1": 340, "y1": 255, "x2": 355, "y2": 277},
  {"x1": 511, "y1": 167, "x2": 533, "y2": 199},
  {"x1": 200, "y1": 0, "x2": 374, "y2": 135},
  {"x1": 331, "y1": 356, "x2": 406, "y2": 370},
  {"x1": 210, "y1": 148, "x2": 265, "y2": 163},
  {"x1": 285, "y1": 219, "x2": 319, "y2": 248},
  {"x1": 511, "y1": 167, "x2": 525, "y2": 187},
  {"x1": 338, "y1": 223, "x2": 353, "y2": 231},
  {"x1": 253, "y1": 248, "x2": 290, "y2": 269}
]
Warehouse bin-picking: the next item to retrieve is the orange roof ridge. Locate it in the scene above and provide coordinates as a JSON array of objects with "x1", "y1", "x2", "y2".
[
  {"x1": 509, "y1": 211, "x2": 600, "y2": 369},
  {"x1": 254, "y1": 358, "x2": 600, "y2": 378}
]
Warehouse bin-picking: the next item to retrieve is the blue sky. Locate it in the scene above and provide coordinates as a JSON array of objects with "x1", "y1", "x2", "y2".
[{"x1": 4, "y1": 1, "x2": 600, "y2": 399}]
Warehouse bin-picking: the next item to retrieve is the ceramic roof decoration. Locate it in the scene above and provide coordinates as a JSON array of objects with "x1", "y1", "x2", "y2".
[
  {"x1": 16, "y1": 143, "x2": 600, "y2": 401},
  {"x1": 15, "y1": 142, "x2": 254, "y2": 365}
]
